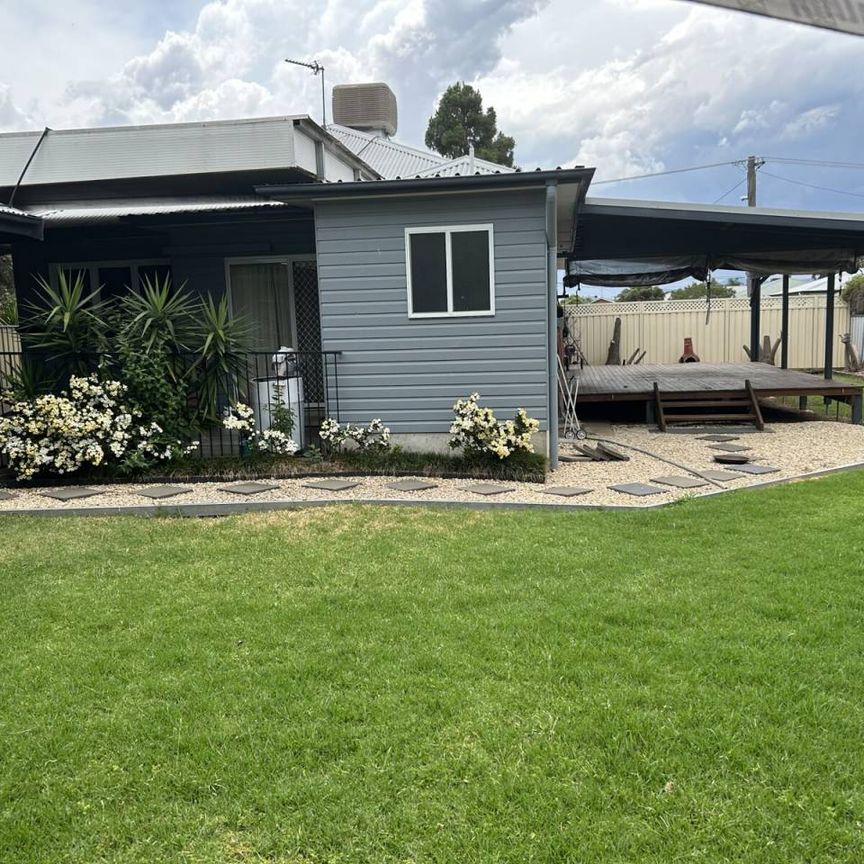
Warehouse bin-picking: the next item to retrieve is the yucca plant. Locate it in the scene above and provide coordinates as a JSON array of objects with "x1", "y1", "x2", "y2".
[
  {"x1": 22, "y1": 270, "x2": 108, "y2": 373},
  {"x1": 188, "y1": 294, "x2": 252, "y2": 422},
  {"x1": 120, "y1": 272, "x2": 196, "y2": 355}
]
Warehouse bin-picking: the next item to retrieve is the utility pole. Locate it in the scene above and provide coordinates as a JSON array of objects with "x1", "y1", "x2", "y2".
[{"x1": 746, "y1": 155, "x2": 764, "y2": 362}]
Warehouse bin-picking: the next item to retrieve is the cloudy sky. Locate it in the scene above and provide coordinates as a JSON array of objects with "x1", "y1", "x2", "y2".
[{"x1": 2, "y1": 0, "x2": 864, "y2": 212}]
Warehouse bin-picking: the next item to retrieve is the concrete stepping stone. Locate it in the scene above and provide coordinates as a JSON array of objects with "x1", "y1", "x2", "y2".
[
  {"x1": 558, "y1": 453, "x2": 589, "y2": 463},
  {"x1": 652, "y1": 475, "x2": 708, "y2": 489},
  {"x1": 726, "y1": 463, "x2": 780, "y2": 475},
  {"x1": 697, "y1": 434, "x2": 740, "y2": 442},
  {"x1": 709, "y1": 443, "x2": 751, "y2": 453},
  {"x1": 302, "y1": 479, "x2": 360, "y2": 492},
  {"x1": 462, "y1": 483, "x2": 514, "y2": 496},
  {"x1": 542, "y1": 486, "x2": 592, "y2": 497},
  {"x1": 608, "y1": 482, "x2": 666, "y2": 497},
  {"x1": 386, "y1": 479, "x2": 438, "y2": 492},
  {"x1": 40, "y1": 487, "x2": 101, "y2": 501},
  {"x1": 220, "y1": 482, "x2": 280, "y2": 496},
  {"x1": 700, "y1": 469, "x2": 743, "y2": 482},
  {"x1": 137, "y1": 485, "x2": 192, "y2": 500},
  {"x1": 0, "y1": 490, "x2": 14, "y2": 501}
]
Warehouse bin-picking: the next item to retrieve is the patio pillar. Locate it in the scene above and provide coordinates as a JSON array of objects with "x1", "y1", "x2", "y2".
[
  {"x1": 780, "y1": 274, "x2": 790, "y2": 369},
  {"x1": 749, "y1": 275, "x2": 761, "y2": 362},
  {"x1": 824, "y1": 272, "x2": 836, "y2": 380},
  {"x1": 546, "y1": 180, "x2": 559, "y2": 469}
]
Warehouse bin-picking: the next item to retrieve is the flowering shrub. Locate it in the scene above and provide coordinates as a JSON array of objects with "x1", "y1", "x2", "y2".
[
  {"x1": 449, "y1": 393, "x2": 540, "y2": 460},
  {"x1": 221, "y1": 401, "x2": 299, "y2": 456},
  {"x1": 0, "y1": 375, "x2": 190, "y2": 481},
  {"x1": 319, "y1": 417, "x2": 391, "y2": 453}
]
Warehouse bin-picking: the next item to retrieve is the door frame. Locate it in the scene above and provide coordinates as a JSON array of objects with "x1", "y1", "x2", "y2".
[{"x1": 224, "y1": 255, "x2": 315, "y2": 351}]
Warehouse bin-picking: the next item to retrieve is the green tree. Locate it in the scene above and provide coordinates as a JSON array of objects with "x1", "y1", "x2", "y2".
[
  {"x1": 669, "y1": 279, "x2": 736, "y2": 300},
  {"x1": 841, "y1": 273, "x2": 864, "y2": 314},
  {"x1": 615, "y1": 285, "x2": 664, "y2": 302},
  {"x1": 425, "y1": 83, "x2": 515, "y2": 167}
]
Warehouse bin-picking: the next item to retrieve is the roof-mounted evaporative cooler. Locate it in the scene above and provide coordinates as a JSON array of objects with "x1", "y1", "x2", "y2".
[{"x1": 332, "y1": 83, "x2": 398, "y2": 137}]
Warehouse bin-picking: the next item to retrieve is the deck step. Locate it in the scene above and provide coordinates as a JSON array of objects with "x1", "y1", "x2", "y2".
[{"x1": 654, "y1": 379, "x2": 764, "y2": 431}]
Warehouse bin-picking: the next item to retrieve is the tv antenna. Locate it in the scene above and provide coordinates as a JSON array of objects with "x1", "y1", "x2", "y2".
[{"x1": 285, "y1": 58, "x2": 326, "y2": 128}]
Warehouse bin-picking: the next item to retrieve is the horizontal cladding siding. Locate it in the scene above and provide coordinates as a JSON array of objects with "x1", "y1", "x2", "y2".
[{"x1": 316, "y1": 189, "x2": 549, "y2": 434}]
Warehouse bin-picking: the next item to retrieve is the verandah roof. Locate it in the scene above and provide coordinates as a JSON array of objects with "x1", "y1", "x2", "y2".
[{"x1": 566, "y1": 197, "x2": 864, "y2": 287}]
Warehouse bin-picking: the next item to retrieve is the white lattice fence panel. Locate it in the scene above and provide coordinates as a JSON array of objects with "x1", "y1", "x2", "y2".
[{"x1": 566, "y1": 297, "x2": 850, "y2": 368}]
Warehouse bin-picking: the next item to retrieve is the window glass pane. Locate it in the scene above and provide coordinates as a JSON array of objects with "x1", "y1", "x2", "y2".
[
  {"x1": 138, "y1": 264, "x2": 173, "y2": 292},
  {"x1": 451, "y1": 231, "x2": 491, "y2": 312},
  {"x1": 409, "y1": 233, "x2": 447, "y2": 313},
  {"x1": 97, "y1": 267, "x2": 133, "y2": 302}
]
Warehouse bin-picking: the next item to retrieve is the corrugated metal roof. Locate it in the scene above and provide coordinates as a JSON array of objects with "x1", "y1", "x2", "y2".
[
  {"x1": 0, "y1": 202, "x2": 43, "y2": 239},
  {"x1": 328, "y1": 123, "x2": 513, "y2": 179},
  {"x1": 0, "y1": 203, "x2": 38, "y2": 220},
  {"x1": 26, "y1": 195, "x2": 289, "y2": 226}
]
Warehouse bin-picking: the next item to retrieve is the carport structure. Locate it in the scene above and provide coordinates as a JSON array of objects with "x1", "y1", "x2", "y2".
[
  {"x1": 564, "y1": 197, "x2": 864, "y2": 422},
  {"x1": 0, "y1": 204, "x2": 42, "y2": 242}
]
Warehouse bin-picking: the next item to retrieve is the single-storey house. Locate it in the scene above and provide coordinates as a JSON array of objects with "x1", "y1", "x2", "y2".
[{"x1": 3, "y1": 83, "x2": 864, "y2": 464}]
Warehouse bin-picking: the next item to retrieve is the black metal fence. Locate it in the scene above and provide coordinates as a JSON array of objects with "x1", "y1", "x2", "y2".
[{"x1": 0, "y1": 347, "x2": 341, "y2": 463}]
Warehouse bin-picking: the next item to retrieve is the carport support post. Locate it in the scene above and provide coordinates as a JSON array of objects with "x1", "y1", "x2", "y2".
[
  {"x1": 824, "y1": 272, "x2": 836, "y2": 380},
  {"x1": 780, "y1": 274, "x2": 790, "y2": 369},
  {"x1": 749, "y1": 276, "x2": 761, "y2": 362},
  {"x1": 546, "y1": 180, "x2": 559, "y2": 469}
]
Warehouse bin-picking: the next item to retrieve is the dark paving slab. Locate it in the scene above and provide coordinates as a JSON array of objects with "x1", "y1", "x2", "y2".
[
  {"x1": 40, "y1": 487, "x2": 100, "y2": 501},
  {"x1": 137, "y1": 485, "x2": 192, "y2": 500},
  {"x1": 713, "y1": 454, "x2": 750, "y2": 464},
  {"x1": 709, "y1": 443, "x2": 751, "y2": 453},
  {"x1": 385, "y1": 479, "x2": 438, "y2": 492},
  {"x1": 697, "y1": 434, "x2": 740, "y2": 442},
  {"x1": 652, "y1": 475, "x2": 709, "y2": 489},
  {"x1": 542, "y1": 486, "x2": 592, "y2": 497},
  {"x1": 609, "y1": 482, "x2": 667, "y2": 497},
  {"x1": 558, "y1": 453, "x2": 589, "y2": 463},
  {"x1": 727, "y1": 463, "x2": 780, "y2": 475},
  {"x1": 700, "y1": 469, "x2": 744, "y2": 482},
  {"x1": 220, "y1": 482, "x2": 281, "y2": 496},
  {"x1": 462, "y1": 483, "x2": 514, "y2": 496},
  {"x1": 302, "y1": 479, "x2": 360, "y2": 492}
]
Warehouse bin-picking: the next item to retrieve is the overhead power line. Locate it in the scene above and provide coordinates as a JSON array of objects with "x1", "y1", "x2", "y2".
[
  {"x1": 592, "y1": 160, "x2": 740, "y2": 185},
  {"x1": 759, "y1": 169, "x2": 864, "y2": 201},
  {"x1": 761, "y1": 156, "x2": 864, "y2": 171}
]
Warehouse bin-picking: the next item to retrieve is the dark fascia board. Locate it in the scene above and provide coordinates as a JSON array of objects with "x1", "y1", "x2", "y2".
[
  {"x1": 0, "y1": 209, "x2": 43, "y2": 241},
  {"x1": 581, "y1": 197, "x2": 864, "y2": 234},
  {"x1": 256, "y1": 167, "x2": 595, "y2": 203}
]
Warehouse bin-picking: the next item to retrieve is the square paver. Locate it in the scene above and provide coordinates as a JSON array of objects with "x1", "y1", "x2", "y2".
[
  {"x1": 40, "y1": 487, "x2": 100, "y2": 501},
  {"x1": 302, "y1": 479, "x2": 360, "y2": 492},
  {"x1": 696, "y1": 434, "x2": 740, "y2": 442},
  {"x1": 0, "y1": 490, "x2": 14, "y2": 501},
  {"x1": 652, "y1": 475, "x2": 709, "y2": 489},
  {"x1": 700, "y1": 469, "x2": 743, "y2": 482},
  {"x1": 608, "y1": 482, "x2": 666, "y2": 497},
  {"x1": 542, "y1": 486, "x2": 592, "y2": 497},
  {"x1": 386, "y1": 479, "x2": 438, "y2": 492},
  {"x1": 709, "y1": 443, "x2": 751, "y2": 453},
  {"x1": 137, "y1": 485, "x2": 192, "y2": 500},
  {"x1": 462, "y1": 483, "x2": 514, "y2": 496},
  {"x1": 219, "y1": 482, "x2": 280, "y2": 496},
  {"x1": 726, "y1": 463, "x2": 780, "y2": 475}
]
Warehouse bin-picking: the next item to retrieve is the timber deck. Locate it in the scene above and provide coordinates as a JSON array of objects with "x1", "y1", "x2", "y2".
[{"x1": 575, "y1": 362, "x2": 862, "y2": 403}]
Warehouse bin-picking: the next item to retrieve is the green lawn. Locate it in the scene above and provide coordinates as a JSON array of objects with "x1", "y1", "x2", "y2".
[{"x1": 2, "y1": 476, "x2": 864, "y2": 863}]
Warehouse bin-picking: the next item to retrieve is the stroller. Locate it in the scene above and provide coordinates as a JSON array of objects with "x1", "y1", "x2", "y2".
[{"x1": 557, "y1": 356, "x2": 587, "y2": 440}]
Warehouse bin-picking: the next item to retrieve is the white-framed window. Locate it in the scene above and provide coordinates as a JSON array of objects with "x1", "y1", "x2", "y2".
[
  {"x1": 405, "y1": 224, "x2": 495, "y2": 318},
  {"x1": 50, "y1": 260, "x2": 172, "y2": 302}
]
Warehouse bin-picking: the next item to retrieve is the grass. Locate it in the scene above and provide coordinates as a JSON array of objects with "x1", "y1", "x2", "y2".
[
  {"x1": 2, "y1": 474, "x2": 864, "y2": 862},
  {"x1": 769, "y1": 370, "x2": 864, "y2": 421}
]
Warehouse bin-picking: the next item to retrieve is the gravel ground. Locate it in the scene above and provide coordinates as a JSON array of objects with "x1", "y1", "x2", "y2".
[{"x1": 1, "y1": 421, "x2": 863, "y2": 513}]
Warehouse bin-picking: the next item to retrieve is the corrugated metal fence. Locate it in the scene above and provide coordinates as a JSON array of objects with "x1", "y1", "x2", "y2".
[{"x1": 567, "y1": 296, "x2": 850, "y2": 368}]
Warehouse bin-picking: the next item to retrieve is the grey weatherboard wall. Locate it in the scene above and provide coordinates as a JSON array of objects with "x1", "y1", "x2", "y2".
[{"x1": 314, "y1": 189, "x2": 549, "y2": 434}]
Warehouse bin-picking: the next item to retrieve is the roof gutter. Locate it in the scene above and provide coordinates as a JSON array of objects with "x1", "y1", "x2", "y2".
[
  {"x1": 256, "y1": 167, "x2": 594, "y2": 203},
  {"x1": 0, "y1": 208, "x2": 43, "y2": 241}
]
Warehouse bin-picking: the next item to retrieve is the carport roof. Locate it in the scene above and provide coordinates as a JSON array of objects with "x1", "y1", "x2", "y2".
[{"x1": 567, "y1": 197, "x2": 864, "y2": 286}]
